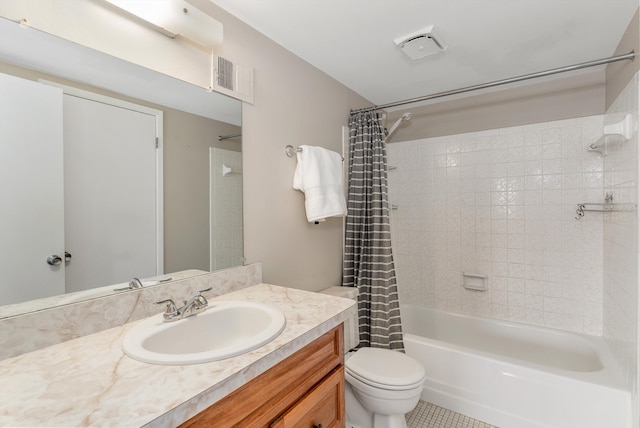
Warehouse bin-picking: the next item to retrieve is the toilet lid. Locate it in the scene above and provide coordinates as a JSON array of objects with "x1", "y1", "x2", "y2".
[{"x1": 345, "y1": 347, "x2": 425, "y2": 389}]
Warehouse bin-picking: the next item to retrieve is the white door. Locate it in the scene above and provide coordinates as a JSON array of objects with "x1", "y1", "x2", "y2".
[
  {"x1": 62, "y1": 92, "x2": 161, "y2": 292},
  {"x1": 0, "y1": 73, "x2": 65, "y2": 305}
]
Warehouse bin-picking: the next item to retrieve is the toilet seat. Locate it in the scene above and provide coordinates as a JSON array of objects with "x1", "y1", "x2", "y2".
[{"x1": 345, "y1": 347, "x2": 426, "y2": 391}]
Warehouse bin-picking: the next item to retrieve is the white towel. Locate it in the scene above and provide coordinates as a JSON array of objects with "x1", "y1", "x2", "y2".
[{"x1": 293, "y1": 145, "x2": 347, "y2": 222}]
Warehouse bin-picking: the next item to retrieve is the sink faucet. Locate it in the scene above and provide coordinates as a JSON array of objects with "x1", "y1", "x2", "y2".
[
  {"x1": 113, "y1": 277, "x2": 144, "y2": 292},
  {"x1": 154, "y1": 287, "x2": 213, "y2": 322}
]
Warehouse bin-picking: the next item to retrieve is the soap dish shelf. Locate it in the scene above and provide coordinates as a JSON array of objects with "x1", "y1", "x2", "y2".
[{"x1": 463, "y1": 273, "x2": 488, "y2": 291}]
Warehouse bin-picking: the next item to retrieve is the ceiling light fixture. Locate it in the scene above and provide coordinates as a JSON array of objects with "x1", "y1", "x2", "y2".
[
  {"x1": 394, "y1": 25, "x2": 447, "y2": 60},
  {"x1": 101, "y1": 0, "x2": 223, "y2": 49}
]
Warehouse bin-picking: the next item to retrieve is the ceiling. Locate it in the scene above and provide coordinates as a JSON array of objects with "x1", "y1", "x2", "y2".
[{"x1": 210, "y1": 0, "x2": 638, "y2": 110}]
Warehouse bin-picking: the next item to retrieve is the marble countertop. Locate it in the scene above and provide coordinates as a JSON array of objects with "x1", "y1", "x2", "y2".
[{"x1": 0, "y1": 284, "x2": 356, "y2": 427}]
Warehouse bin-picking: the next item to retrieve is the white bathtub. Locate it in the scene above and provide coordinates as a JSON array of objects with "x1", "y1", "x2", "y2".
[{"x1": 401, "y1": 304, "x2": 631, "y2": 428}]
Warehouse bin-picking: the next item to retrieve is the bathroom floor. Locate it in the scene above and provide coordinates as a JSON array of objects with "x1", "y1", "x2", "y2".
[{"x1": 406, "y1": 401, "x2": 497, "y2": 428}]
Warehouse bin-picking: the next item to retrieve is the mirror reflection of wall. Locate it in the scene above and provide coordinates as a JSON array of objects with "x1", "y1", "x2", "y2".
[
  {"x1": 163, "y1": 103, "x2": 243, "y2": 274},
  {"x1": 0, "y1": 21, "x2": 243, "y2": 313}
]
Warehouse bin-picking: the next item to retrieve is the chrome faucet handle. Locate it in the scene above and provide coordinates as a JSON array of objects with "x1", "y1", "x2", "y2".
[
  {"x1": 129, "y1": 278, "x2": 144, "y2": 289},
  {"x1": 192, "y1": 295, "x2": 207, "y2": 308},
  {"x1": 195, "y1": 287, "x2": 212, "y2": 306},
  {"x1": 188, "y1": 287, "x2": 212, "y2": 309},
  {"x1": 113, "y1": 277, "x2": 145, "y2": 292},
  {"x1": 154, "y1": 299, "x2": 179, "y2": 321}
]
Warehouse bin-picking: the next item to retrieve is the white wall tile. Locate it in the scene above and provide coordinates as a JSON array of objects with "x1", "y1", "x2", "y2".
[
  {"x1": 389, "y1": 114, "x2": 607, "y2": 335},
  {"x1": 600, "y1": 73, "x2": 639, "y2": 404},
  {"x1": 210, "y1": 148, "x2": 243, "y2": 271}
]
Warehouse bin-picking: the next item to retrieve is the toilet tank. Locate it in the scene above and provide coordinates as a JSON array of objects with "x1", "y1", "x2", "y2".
[{"x1": 319, "y1": 286, "x2": 358, "y2": 352}]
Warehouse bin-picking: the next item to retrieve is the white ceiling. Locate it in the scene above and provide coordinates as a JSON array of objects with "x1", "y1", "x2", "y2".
[{"x1": 210, "y1": 0, "x2": 638, "y2": 109}]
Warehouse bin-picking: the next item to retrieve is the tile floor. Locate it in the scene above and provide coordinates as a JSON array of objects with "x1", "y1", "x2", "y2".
[{"x1": 406, "y1": 401, "x2": 497, "y2": 428}]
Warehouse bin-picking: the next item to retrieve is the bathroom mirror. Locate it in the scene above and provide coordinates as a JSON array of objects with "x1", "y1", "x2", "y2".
[{"x1": 0, "y1": 17, "x2": 243, "y2": 318}]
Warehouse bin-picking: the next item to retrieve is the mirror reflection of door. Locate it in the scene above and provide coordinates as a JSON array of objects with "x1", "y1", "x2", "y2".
[
  {"x1": 61, "y1": 88, "x2": 161, "y2": 293},
  {"x1": 0, "y1": 73, "x2": 65, "y2": 305},
  {"x1": 0, "y1": 74, "x2": 162, "y2": 304}
]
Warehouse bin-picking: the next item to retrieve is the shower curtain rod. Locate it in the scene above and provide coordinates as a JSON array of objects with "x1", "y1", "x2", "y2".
[
  {"x1": 350, "y1": 51, "x2": 635, "y2": 115},
  {"x1": 218, "y1": 133, "x2": 241, "y2": 141}
]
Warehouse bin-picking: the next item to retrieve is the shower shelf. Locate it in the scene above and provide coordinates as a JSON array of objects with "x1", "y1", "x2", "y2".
[{"x1": 575, "y1": 202, "x2": 637, "y2": 220}]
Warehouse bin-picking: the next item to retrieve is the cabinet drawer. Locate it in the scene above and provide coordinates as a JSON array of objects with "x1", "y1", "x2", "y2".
[{"x1": 271, "y1": 366, "x2": 344, "y2": 428}]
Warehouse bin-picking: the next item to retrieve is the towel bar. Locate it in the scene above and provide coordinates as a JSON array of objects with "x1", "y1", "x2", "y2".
[
  {"x1": 285, "y1": 144, "x2": 344, "y2": 160},
  {"x1": 575, "y1": 202, "x2": 637, "y2": 219},
  {"x1": 284, "y1": 144, "x2": 302, "y2": 157}
]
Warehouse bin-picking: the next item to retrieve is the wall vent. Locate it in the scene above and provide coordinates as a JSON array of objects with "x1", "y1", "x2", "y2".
[
  {"x1": 212, "y1": 55, "x2": 254, "y2": 104},
  {"x1": 217, "y1": 56, "x2": 234, "y2": 90}
]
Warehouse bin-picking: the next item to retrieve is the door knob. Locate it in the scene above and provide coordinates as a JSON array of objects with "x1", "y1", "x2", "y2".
[
  {"x1": 65, "y1": 251, "x2": 72, "y2": 263},
  {"x1": 47, "y1": 255, "x2": 62, "y2": 266}
]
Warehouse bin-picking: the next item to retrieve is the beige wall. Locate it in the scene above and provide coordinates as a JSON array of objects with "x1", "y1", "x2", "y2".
[
  {"x1": 385, "y1": 69, "x2": 606, "y2": 142},
  {"x1": 193, "y1": 2, "x2": 371, "y2": 291},
  {"x1": 605, "y1": 8, "x2": 639, "y2": 109}
]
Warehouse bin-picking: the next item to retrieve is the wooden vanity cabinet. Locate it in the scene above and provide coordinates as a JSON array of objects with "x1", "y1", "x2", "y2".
[{"x1": 179, "y1": 324, "x2": 345, "y2": 428}]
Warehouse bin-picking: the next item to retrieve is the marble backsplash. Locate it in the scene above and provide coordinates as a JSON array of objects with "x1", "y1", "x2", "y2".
[{"x1": 0, "y1": 263, "x2": 262, "y2": 360}]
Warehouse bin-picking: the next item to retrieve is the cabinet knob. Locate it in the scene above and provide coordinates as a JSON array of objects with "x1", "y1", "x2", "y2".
[{"x1": 313, "y1": 424, "x2": 322, "y2": 428}]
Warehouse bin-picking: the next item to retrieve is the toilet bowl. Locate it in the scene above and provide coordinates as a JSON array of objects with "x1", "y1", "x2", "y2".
[
  {"x1": 318, "y1": 286, "x2": 425, "y2": 428},
  {"x1": 344, "y1": 347, "x2": 425, "y2": 428}
]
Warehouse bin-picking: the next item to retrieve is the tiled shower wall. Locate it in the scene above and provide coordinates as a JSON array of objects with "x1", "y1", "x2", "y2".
[
  {"x1": 210, "y1": 148, "x2": 244, "y2": 271},
  {"x1": 602, "y1": 73, "x2": 638, "y2": 413},
  {"x1": 388, "y1": 115, "x2": 606, "y2": 334}
]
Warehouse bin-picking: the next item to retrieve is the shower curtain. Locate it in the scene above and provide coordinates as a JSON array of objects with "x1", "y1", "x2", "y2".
[{"x1": 343, "y1": 111, "x2": 404, "y2": 351}]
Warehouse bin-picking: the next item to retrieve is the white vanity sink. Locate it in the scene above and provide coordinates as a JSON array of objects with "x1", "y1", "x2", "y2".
[{"x1": 122, "y1": 301, "x2": 286, "y2": 365}]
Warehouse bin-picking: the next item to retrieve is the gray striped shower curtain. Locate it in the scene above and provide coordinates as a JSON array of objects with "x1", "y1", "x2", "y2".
[{"x1": 343, "y1": 111, "x2": 404, "y2": 351}]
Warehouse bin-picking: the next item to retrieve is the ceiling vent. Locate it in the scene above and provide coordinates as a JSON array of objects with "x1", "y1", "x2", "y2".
[{"x1": 394, "y1": 26, "x2": 447, "y2": 60}]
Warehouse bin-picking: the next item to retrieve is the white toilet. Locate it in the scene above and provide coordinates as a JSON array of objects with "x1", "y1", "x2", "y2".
[
  {"x1": 319, "y1": 287, "x2": 426, "y2": 428},
  {"x1": 345, "y1": 347, "x2": 425, "y2": 428}
]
